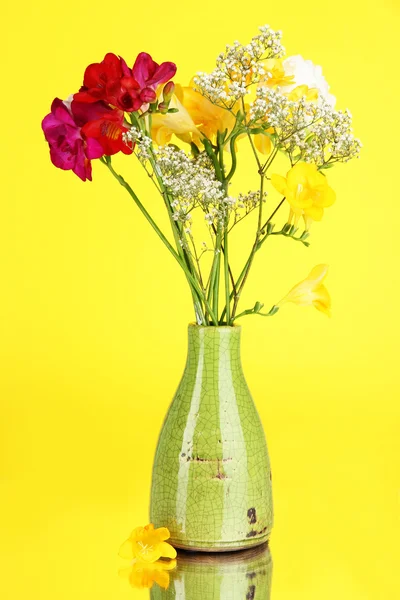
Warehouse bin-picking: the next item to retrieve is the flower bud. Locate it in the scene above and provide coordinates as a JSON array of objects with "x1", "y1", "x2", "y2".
[
  {"x1": 158, "y1": 101, "x2": 169, "y2": 114},
  {"x1": 162, "y1": 81, "x2": 175, "y2": 103}
]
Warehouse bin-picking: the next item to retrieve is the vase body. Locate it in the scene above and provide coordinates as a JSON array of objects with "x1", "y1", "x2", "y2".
[
  {"x1": 150, "y1": 324, "x2": 273, "y2": 551},
  {"x1": 151, "y1": 544, "x2": 272, "y2": 599}
]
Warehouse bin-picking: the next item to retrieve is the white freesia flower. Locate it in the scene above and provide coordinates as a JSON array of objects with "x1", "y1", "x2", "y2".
[{"x1": 281, "y1": 55, "x2": 336, "y2": 107}]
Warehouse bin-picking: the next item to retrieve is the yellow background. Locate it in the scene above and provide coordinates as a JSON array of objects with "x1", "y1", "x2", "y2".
[{"x1": 1, "y1": 1, "x2": 399, "y2": 598}]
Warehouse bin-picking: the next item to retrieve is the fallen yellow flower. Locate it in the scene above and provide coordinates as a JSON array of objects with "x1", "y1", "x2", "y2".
[
  {"x1": 277, "y1": 264, "x2": 331, "y2": 316},
  {"x1": 271, "y1": 162, "x2": 335, "y2": 228},
  {"x1": 119, "y1": 524, "x2": 177, "y2": 563}
]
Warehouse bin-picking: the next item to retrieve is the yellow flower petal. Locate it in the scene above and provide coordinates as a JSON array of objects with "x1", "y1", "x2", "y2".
[
  {"x1": 120, "y1": 560, "x2": 177, "y2": 591},
  {"x1": 306, "y1": 264, "x2": 329, "y2": 284},
  {"x1": 158, "y1": 541, "x2": 177, "y2": 559},
  {"x1": 155, "y1": 527, "x2": 171, "y2": 541},
  {"x1": 254, "y1": 133, "x2": 272, "y2": 155},
  {"x1": 153, "y1": 570, "x2": 171, "y2": 590},
  {"x1": 271, "y1": 174, "x2": 287, "y2": 196},
  {"x1": 304, "y1": 204, "x2": 324, "y2": 221},
  {"x1": 287, "y1": 85, "x2": 319, "y2": 102},
  {"x1": 277, "y1": 265, "x2": 330, "y2": 316},
  {"x1": 322, "y1": 185, "x2": 336, "y2": 207},
  {"x1": 313, "y1": 284, "x2": 331, "y2": 316},
  {"x1": 151, "y1": 90, "x2": 198, "y2": 146}
]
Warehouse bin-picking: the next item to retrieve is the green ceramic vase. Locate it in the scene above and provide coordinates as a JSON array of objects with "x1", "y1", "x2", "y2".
[
  {"x1": 151, "y1": 544, "x2": 272, "y2": 599},
  {"x1": 150, "y1": 324, "x2": 273, "y2": 551}
]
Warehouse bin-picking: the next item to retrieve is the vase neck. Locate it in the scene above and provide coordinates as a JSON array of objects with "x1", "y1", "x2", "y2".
[{"x1": 186, "y1": 325, "x2": 242, "y2": 374}]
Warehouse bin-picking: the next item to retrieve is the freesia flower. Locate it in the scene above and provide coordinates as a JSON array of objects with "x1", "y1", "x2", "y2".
[
  {"x1": 262, "y1": 58, "x2": 296, "y2": 88},
  {"x1": 132, "y1": 52, "x2": 176, "y2": 104},
  {"x1": 73, "y1": 53, "x2": 129, "y2": 106},
  {"x1": 74, "y1": 52, "x2": 176, "y2": 112},
  {"x1": 151, "y1": 82, "x2": 236, "y2": 147},
  {"x1": 181, "y1": 83, "x2": 236, "y2": 143},
  {"x1": 42, "y1": 98, "x2": 104, "y2": 181},
  {"x1": 287, "y1": 84, "x2": 319, "y2": 102},
  {"x1": 151, "y1": 86, "x2": 200, "y2": 145},
  {"x1": 271, "y1": 162, "x2": 336, "y2": 228},
  {"x1": 119, "y1": 559, "x2": 177, "y2": 590},
  {"x1": 72, "y1": 100, "x2": 132, "y2": 156},
  {"x1": 277, "y1": 264, "x2": 331, "y2": 316},
  {"x1": 119, "y1": 524, "x2": 177, "y2": 563}
]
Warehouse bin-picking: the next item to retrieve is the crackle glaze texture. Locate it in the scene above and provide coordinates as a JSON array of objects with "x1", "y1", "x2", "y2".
[
  {"x1": 150, "y1": 325, "x2": 273, "y2": 551},
  {"x1": 151, "y1": 543, "x2": 272, "y2": 599}
]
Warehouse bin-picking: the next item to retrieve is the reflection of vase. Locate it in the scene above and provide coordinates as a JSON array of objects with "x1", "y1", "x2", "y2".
[
  {"x1": 151, "y1": 544, "x2": 272, "y2": 599},
  {"x1": 150, "y1": 325, "x2": 273, "y2": 551}
]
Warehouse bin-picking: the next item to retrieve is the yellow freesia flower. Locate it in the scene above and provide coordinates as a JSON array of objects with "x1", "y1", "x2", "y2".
[
  {"x1": 271, "y1": 162, "x2": 335, "y2": 228},
  {"x1": 278, "y1": 264, "x2": 331, "y2": 316},
  {"x1": 287, "y1": 84, "x2": 319, "y2": 102},
  {"x1": 261, "y1": 58, "x2": 296, "y2": 88},
  {"x1": 182, "y1": 82, "x2": 237, "y2": 143},
  {"x1": 151, "y1": 81, "x2": 236, "y2": 147},
  {"x1": 119, "y1": 559, "x2": 177, "y2": 590},
  {"x1": 151, "y1": 86, "x2": 199, "y2": 146},
  {"x1": 119, "y1": 524, "x2": 177, "y2": 563}
]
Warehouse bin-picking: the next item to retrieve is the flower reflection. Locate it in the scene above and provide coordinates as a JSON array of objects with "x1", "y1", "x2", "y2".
[
  {"x1": 119, "y1": 558, "x2": 177, "y2": 590},
  {"x1": 149, "y1": 543, "x2": 272, "y2": 599}
]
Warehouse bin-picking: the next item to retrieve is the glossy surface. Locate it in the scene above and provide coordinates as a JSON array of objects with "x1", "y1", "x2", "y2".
[
  {"x1": 151, "y1": 544, "x2": 272, "y2": 599},
  {"x1": 150, "y1": 325, "x2": 273, "y2": 550}
]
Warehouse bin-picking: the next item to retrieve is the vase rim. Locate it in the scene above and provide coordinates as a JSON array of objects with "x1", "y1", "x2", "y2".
[{"x1": 188, "y1": 322, "x2": 241, "y2": 331}]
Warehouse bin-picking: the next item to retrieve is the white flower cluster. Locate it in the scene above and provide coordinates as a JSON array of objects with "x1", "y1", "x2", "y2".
[
  {"x1": 249, "y1": 88, "x2": 361, "y2": 165},
  {"x1": 302, "y1": 109, "x2": 362, "y2": 165},
  {"x1": 153, "y1": 147, "x2": 225, "y2": 233},
  {"x1": 123, "y1": 127, "x2": 153, "y2": 163},
  {"x1": 194, "y1": 25, "x2": 284, "y2": 107}
]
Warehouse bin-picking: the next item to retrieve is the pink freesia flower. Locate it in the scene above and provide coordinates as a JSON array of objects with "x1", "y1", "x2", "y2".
[
  {"x1": 131, "y1": 52, "x2": 177, "y2": 105},
  {"x1": 42, "y1": 98, "x2": 132, "y2": 181},
  {"x1": 42, "y1": 98, "x2": 104, "y2": 181}
]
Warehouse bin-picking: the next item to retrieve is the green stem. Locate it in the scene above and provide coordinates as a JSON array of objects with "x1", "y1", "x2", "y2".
[
  {"x1": 223, "y1": 225, "x2": 230, "y2": 325},
  {"x1": 220, "y1": 196, "x2": 286, "y2": 323},
  {"x1": 234, "y1": 305, "x2": 278, "y2": 320},
  {"x1": 101, "y1": 158, "x2": 218, "y2": 325},
  {"x1": 134, "y1": 114, "x2": 208, "y2": 324},
  {"x1": 231, "y1": 173, "x2": 265, "y2": 320}
]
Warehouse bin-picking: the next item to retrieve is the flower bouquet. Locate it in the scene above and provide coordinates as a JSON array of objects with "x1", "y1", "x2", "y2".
[{"x1": 43, "y1": 25, "x2": 360, "y2": 551}]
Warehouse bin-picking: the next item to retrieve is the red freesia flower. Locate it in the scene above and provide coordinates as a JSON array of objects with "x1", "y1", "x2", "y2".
[
  {"x1": 71, "y1": 100, "x2": 132, "y2": 156},
  {"x1": 74, "y1": 52, "x2": 176, "y2": 112},
  {"x1": 73, "y1": 53, "x2": 124, "y2": 104}
]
